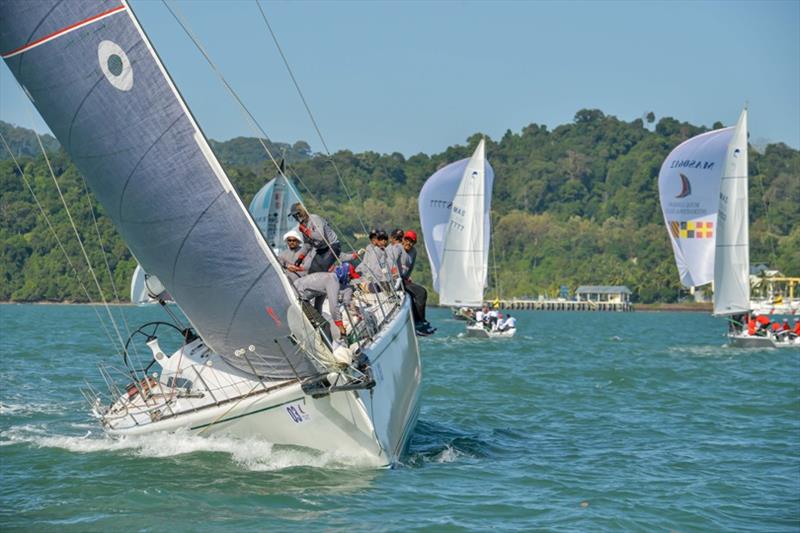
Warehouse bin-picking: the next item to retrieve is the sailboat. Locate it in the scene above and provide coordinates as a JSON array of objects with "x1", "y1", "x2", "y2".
[
  {"x1": 248, "y1": 163, "x2": 304, "y2": 253},
  {"x1": 419, "y1": 139, "x2": 516, "y2": 338},
  {"x1": 1, "y1": 0, "x2": 422, "y2": 465},
  {"x1": 659, "y1": 109, "x2": 798, "y2": 349}
]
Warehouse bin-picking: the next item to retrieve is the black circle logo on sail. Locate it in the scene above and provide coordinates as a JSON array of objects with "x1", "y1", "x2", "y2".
[
  {"x1": 98, "y1": 40, "x2": 133, "y2": 91},
  {"x1": 107, "y1": 54, "x2": 123, "y2": 76}
]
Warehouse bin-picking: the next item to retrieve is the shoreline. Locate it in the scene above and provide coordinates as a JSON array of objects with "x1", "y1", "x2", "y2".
[{"x1": 0, "y1": 302, "x2": 715, "y2": 312}]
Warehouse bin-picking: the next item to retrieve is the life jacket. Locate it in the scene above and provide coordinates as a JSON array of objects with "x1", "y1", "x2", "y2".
[
  {"x1": 747, "y1": 320, "x2": 756, "y2": 335},
  {"x1": 772, "y1": 322, "x2": 781, "y2": 332},
  {"x1": 756, "y1": 315, "x2": 770, "y2": 326}
]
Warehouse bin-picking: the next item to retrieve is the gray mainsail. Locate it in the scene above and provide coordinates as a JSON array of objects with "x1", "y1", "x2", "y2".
[{"x1": 1, "y1": 0, "x2": 323, "y2": 378}]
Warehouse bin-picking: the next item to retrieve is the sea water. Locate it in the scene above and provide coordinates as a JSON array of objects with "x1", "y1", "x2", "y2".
[{"x1": 1, "y1": 304, "x2": 798, "y2": 531}]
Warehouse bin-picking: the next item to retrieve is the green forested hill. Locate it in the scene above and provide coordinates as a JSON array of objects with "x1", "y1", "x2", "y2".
[{"x1": 1, "y1": 109, "x2": 797, "y2": 303}]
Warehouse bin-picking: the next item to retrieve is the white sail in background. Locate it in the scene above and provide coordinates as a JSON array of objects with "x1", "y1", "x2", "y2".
[
  {"x1": 419, "y1": 140, "x2": 494, "y2": 294},
  {"x1": 713, "y1": 109, "x2": 750, "y2": 316},
  {"x1": 658, "y1": 127, "x2": 734, "y2": 287},
  {"x1": 419, "y1": 140, "x2": 494, "y2": 306},
  {"x1": 249, "y1": 173, "x2": 303, "y2": 252},
  {"x1": 130, "y1": 264, "x2": 149, "y2": 305}
]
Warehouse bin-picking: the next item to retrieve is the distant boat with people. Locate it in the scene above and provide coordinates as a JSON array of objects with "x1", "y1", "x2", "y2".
[
  {"x1": 658, "y1": 108, "x2": 799, "y2": 348},
  {"x1": 418, "y1": 139, "x2": 516, "y2": 338}
]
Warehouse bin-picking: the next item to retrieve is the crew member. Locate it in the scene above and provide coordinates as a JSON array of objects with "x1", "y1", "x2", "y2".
[
  {"x1": 293, "y1": 262, "x2": 359, "y2": 339},
  {"x1": 385, "y1": 228, "x2": 404, "y2": 279},
  {"x1": 277, "y1": 229, "x2": 309, "y2": 282},
  {"x1": 289, "y1": 203, "x2": 340, "y2": 274},
  {"x1": 498, "y1": 314, "x2": 516, "y2": 332},
  {"x1": 398, "y1": 230, "x2": 435, "y2": 335},
  {"x1": 755, "y1": 314, "x2": 771, "y2": 336},
  {"x1": 357, "y1": 228, "x2": 391, "y2": 284}
]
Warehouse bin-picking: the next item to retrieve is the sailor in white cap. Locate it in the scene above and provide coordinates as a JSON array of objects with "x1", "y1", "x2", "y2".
[{"x1": 278, "y1": 228, "x2": 310, "y2": 282}]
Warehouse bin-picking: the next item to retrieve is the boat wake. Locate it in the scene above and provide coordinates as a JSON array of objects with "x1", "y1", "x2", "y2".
[
  {"x1": 402, "y1": 420, "x2": 490, "y2": 467},
  {"x1": 0, "y1": 424, "x2": 380, "y2": 471}
]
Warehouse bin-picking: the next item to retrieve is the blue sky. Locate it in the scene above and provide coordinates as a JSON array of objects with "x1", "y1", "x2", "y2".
[{"x1": 1, "y1": 0, "x2": 798, "y2": 156}]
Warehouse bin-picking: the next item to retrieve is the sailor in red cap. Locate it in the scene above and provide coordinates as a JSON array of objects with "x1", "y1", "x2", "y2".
[{"x1": 399, "y1": 229, "x2": 435, "y2": 335}]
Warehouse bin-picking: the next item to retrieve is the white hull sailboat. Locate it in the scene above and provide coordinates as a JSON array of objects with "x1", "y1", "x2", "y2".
[
  {"x1": 1, "y1": 0, "x2": 422, "y2": 465},
  {"x1": 419, "y1": 139, "x2": 516, "y2": 338},
  {"x1": 659, "y1": 108, "x2": 798, "y2": 349}
]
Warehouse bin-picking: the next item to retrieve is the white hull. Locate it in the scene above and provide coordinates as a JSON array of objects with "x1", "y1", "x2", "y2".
[
  {"x1": 98, "y1": 299, "x2": 421, "y2": 467},
  {"x1": 728, "y1": 333, "x2": 800, "y2": 349},
  {"x1": 465, "y1": 324, "x2": 516, "y2": 338}
]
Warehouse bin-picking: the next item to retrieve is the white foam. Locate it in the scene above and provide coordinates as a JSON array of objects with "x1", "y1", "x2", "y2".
[
  {"x1": 0, "y1": 401, "x2": 69, "y2": 416},
  {"x1": 433, "y1": 444, "x2": 461, "y2": 463},
  {"x1": 0, "y1": 425, "x2": 380, "y2": 470}
]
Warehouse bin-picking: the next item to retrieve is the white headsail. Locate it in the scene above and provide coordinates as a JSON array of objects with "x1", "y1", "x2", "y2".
[
  {"x1": 419, "y1": 140, "x2": 494, "y2": 306},
  {"x1": 658, "y1": 127, "x2": 734, "y2": 287},
  {"x1": 713, "y1": 109, "x2": 750, "y2": 316},
  {"x1": 1, "y1": 0, "x2": 325, "y2": 378},
  {"x1": 249, "y1": 173, "x2": 304, "y2": 252}
]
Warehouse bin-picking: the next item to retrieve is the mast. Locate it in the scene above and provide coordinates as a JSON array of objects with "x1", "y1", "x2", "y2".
[{"x1": 713, "y1": 108, "x2": 750, "y2": 316}]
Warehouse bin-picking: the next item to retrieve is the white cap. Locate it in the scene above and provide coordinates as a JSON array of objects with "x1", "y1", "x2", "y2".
[{"x1": 283, "y1": 229, "x2": 302, "y2": 242}]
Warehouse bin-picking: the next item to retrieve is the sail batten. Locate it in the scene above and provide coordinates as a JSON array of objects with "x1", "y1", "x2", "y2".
[{"x1": 1, "y1": 0, "x2": 322, "y2": 378}]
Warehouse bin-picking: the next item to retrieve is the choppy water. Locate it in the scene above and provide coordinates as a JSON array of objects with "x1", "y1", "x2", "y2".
[{"x1": 1, "y1": 304, "x2": 798, "y2": 531}]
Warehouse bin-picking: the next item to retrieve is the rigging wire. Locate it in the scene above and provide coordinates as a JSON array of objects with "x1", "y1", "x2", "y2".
[
  {"x1": 78, "y1": 175, "x2": 143, "y2": 364},
  {"x1": 254, "y1": 0, "x2": 370, "y2": 237},
  {"x1": 27, "y1": 123, "x2": 129, "y2": 356},
  {"x1": 161, "y1": 2, "x2": 353, "y2": 251},
  {"x1": 0, "y1": 133, "x2": 120, "y2": 352},
  {"x1": 162, "y1": 0, "x2": 388, "y2": 285}
]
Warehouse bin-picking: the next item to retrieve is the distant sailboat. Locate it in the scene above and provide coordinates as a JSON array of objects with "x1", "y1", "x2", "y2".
[
  {"x1": 419, "y1": 139, "x2": 515, "y2": 338},
  {"x1": 659, "y1": 109, "x2": 798, "y2": 348},
  {"x1": 248, "y1": 163, "x2": 304, "y2": 253},
  {"x1": 2, "y1": 0, "x2": 422, "y2": 465}
]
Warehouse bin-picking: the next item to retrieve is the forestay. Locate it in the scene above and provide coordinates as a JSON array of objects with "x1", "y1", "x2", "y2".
[
  {"x1": 0, "y1": 0, "x2": 323, "y2": 378},
  {"x1": 249, "y1": 174, "x2": 303, "y2": 252},
  {"x1": 658, "y1": 126, "x2": 733, "y2": 288},
  {"x1": 419, "y1": 140, "x2": 494, "y2": 297},
  {"x1": 713, "y1": 109, "x2": 750, "y2": 316}
]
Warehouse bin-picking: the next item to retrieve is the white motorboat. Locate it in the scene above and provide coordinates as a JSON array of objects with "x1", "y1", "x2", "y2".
[
  {"x1": 465, "y1": 323, "x2": 517, "y2": 339},
  {"x1": 1, "y1": 0, "x2": 422, "y2": 465},
  {"x1": 659, "y1": 108, "x2": 797, "y2": 349}
]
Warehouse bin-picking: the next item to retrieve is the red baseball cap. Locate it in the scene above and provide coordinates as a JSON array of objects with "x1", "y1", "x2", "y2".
[{"x1": 403, "y1": 230, "x2": 417, "y2": 242}]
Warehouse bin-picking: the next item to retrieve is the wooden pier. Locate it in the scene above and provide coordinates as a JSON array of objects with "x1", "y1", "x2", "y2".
[{"x1": 494, "y1": 299, "x2": 633, "y2": 312}]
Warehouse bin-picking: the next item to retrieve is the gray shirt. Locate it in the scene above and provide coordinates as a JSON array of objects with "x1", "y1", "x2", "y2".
[
  {"x1": 385, "y1": 242, "x2": 403, "y2": 279},
  {"x1": 277, "y1": 247, "x2": 310, "y2": 281},
  {"x1": 399, "y1": 246, "x2": 417, "y2": 280},
  {"x1": 293, "y1": 272, "x2": 353, "y2": 322},
  {"x1": 299, "y1": 213, "x2": 339, "y2": 252},
  {"x1": 357, "y1": 243, "x2": 391, "y2": 282}
]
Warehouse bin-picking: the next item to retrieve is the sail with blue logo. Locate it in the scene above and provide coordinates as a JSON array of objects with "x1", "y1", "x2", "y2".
[
  {"x1": 248, "y1": 172, "x2": 304, "y2": 252},
  {"x1": 658, "y1": 126, "x2": 733, "y2": 288},
  {"x1": 418, "y1": 139, "x2": 494, "y2": 305},
  {"x1": 0, "y1": 0, "x2": 325, "y2": 378}
]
